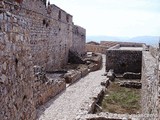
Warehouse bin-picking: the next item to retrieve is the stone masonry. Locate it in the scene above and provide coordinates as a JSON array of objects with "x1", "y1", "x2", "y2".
[
  {"x1": 106, "y1": 43, "x2": 143, "y2": 74},
  {"x1": 86, "y1": 41, "x2": 143, "y2": 54},
  {"x1": 141, "y1": 48, "x2": 159, "y2": 120},
  {"x1": 0, "y1": 0, "x2": 85, "y2": 120},
  {"x1": 80, "y1": 44, "x2": 160, "y2": 120},
  {"x1": 72, "y1": 25, "x2": 86, "y2": 57}
]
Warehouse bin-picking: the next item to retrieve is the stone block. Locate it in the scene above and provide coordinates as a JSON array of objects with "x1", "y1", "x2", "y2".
[
  {"x1": 107, "y1": 69, "x2": 115, "y2": 81},
  {"x1": 123, "y1": 72, "x2": 141, "y2": 79}
]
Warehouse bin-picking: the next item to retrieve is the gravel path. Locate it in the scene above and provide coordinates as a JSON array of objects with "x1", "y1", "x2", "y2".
[{"x1": 37, "y1": 55, "x2": 106, "y2": 120}]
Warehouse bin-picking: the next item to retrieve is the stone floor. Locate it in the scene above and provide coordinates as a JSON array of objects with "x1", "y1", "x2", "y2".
[{"x1": 37, "y1": 55, "x2": 106, "y2": 120}]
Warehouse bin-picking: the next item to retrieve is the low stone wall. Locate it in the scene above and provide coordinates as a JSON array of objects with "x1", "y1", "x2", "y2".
[
  {"x1": 34, "y1": 77, "x2": 66, "y2": 108},
  {"x1": 80, "y1": 112, "x2": 157, "y2": 120},
  {"x1": 86, "y1": 44, "x2": 107, "y2": 54},
  {"x1": 64, "y1": 70, "x2": 82, "y2": 84},
  {"x1": 86, "y1": 54, "x2": 102, "y2": 72},
  {"x1": 101, "y1": 41, "x2": 143, "y2": 47},
  {"x1": 64, "y1": 54, "x2": 102, "y2": 84},
  {"x1": 141, "y1": 51, "x2": 159, "y2": 120}
]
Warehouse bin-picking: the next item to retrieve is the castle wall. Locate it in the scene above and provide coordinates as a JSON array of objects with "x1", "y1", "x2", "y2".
[
  {"x1": 26, "y1": 3, "x2": 73, "y2": 71},
  {"x1": 141, "y1": 51, "x2": 159, "y2": 120},
  {"x1": 2, "y1": 0, "x2": 74, "y2": 72},
  {"x1": 0, "y1": 0, "x2": 85, "y2": 119},
  {"x1": 0, "y1": 1, "x2": 36, "y2": 119},
  {"x1": 106, "y1": 50, "x2": 142, "y2": 74},
  {"x1": 72, "y1": 25, "x2": 86, "y2": 56}
]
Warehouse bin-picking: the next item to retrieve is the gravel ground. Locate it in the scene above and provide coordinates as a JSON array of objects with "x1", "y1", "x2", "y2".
[{"x1": 37, "y1": 55, "x2": 106, "y2": 120}]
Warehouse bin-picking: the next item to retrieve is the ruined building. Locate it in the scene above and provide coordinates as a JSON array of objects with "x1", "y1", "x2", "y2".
[
  {"x1": 85, "y1": 42, "x2": 160, "y2": 120},
  {"x1": 101, "y1": 43, "x2": 160, "y2": 120},
  {"x1": 0, "y1": 0, "x2": 85, "y2": 119}
]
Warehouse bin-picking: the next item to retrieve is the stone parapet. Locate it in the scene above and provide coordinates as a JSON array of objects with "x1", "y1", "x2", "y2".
[{"x1": 141, "y1": 51, "x2": 159, "y2": 120}]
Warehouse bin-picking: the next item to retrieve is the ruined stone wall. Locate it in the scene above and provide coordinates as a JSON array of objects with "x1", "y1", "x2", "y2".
[
  {"x1": 34, "y1": 76, "x2": 66, "y2": 108},
  {"x1": 101, "y1": 41, "x2": 143, "y2": 47},
  {"x1": 85, "y1": 44, "x2": 107, "y2": 54},
  {"x1": 0, "y1": 0, "x2": 85, "y2": 119},
  {"x1": 86, "y1": 41, "x2": 143, "y2": 54},
  {"x1": 106, "y1": 50, "x2": 142, "y2": 74},
  {"x1": 2, "y1": 0, "x2": 73, "y2": 72},
  {"x1": 0, "y1": 1, "x2": 36, "y2": 119},
  {"x1": 72, "y1": 25, "x2": 86, "y2": 56},
  {"x1": 141, "y1": 51, "x2": 159, "y2": 120}
]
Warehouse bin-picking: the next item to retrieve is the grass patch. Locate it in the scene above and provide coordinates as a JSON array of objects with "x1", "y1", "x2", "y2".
[{"x1": 101, "y1": 82, "x2": 141, "y2": 114}]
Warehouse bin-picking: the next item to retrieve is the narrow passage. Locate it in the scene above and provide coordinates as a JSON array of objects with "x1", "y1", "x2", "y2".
[{"x1": 37, "y1": 55, "x2": 106, "y2": 120}]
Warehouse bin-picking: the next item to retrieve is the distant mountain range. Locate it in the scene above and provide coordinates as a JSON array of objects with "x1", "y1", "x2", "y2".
[{"x1": 87, "y1": 36, "x2": 159, "y2": 46}]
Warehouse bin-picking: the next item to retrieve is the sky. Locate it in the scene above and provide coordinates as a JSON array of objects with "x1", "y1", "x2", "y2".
[{"x1": 49, "y1": 0, "x2": 160, "y2": 37}]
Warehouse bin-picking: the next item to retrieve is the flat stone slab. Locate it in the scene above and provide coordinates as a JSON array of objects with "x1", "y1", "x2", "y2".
[{"x1": 37, "y1": 55, "x2": 106, "y2": 120}]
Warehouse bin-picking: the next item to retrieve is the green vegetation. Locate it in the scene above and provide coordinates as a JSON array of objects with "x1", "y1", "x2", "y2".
[{"x1": 101, "y1": 82, "x2": 141, "y2": 114}]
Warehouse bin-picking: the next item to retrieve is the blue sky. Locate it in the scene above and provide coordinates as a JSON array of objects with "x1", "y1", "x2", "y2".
[{"x1": 49, "y1": 0, "x2": 160, "y2": 37}]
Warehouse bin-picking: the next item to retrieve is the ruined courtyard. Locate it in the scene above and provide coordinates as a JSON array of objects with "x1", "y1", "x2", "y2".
[{"x1": 0, "y1": 0, "x2": 160, "y2": 120}]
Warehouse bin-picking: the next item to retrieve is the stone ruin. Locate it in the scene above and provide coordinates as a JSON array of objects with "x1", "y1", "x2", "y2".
[
  {"x1": 78, "y1": 42, "x2": 159, "y2": 120},
  {"x1": 84, "y1": 42, "x2": 160, "y2": 120},
  {"x1": 0, "y1": 0, "x2": 87, "y2": 119},
  {"x1": 106, "y1": 43, "x2": 143, "y2": 74},
  {"x1": 0, "y1": 0, "x2": 160, "y2": 120}
]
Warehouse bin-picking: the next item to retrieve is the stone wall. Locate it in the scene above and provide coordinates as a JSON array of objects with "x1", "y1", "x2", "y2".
[
  {"x1": 34, "y1": 75, "x2": 66, "y2": 108},
  {"x1": 0, "y1": 0, "x2": 85, "y2": 120},
  {"x1": 100, "y1": 41, "x2": 119, "y2": 47},
  {"x1": 85, "y1": 44, "x2": 107, "y2": 54},
  {"x1": 72, "y1": 25, "x2": 86, "y2": 57},
  {"x1": 0, "y1": 1, "x2": 36, "y2": 119},
  {"x1": 86, "y1": 41, "x2": 143, "y2": 54},
  {"x1": 106, "y1": 50, "x2": 142, "y2": 74},
  {"x1": 141, "y1": 51, "x2": 159, "y2": 120},
  {"x1": 100, "y1": 41, "x2": 143, "y2": 47},
  {"x1": 28, "y1": 2, "x2": 73, "y2": 71}
]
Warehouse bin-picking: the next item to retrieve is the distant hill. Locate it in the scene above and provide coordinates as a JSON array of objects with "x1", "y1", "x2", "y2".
[
  {"x1": 129, "y1": 36, "x2": 159, "y2": 46},
  {"x1": 87, "y1": 36, "x2": 159, "y2": 46}
]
